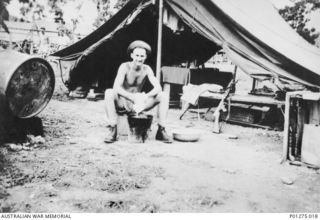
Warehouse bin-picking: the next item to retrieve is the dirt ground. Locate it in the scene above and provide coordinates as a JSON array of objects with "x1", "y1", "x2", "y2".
[{"x1": 1, "y1": 76, "x2": 320, "y2": 213}]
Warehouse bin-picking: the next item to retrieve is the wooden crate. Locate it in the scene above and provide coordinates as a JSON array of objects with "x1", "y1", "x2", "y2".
[{"x1": 282, "y1": 92, "x2": 320, "y2": 165}]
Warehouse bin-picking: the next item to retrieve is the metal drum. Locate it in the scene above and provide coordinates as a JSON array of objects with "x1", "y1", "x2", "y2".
[{"x1": 0, "y1": 50, "x2": 55, "y2": 118}]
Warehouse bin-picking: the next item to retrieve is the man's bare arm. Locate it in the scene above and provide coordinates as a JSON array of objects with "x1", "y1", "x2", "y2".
[
  {"x1": 113, "y1": 63, "x2": 135, "y2": 102},
  {"x1": 146, "y1": 66, "x2": 162, "y2": 98}
]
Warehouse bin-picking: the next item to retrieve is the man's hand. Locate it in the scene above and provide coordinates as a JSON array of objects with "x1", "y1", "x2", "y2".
[{"x1": 133, "y1": 92, "x2": 148, "y2": 114}]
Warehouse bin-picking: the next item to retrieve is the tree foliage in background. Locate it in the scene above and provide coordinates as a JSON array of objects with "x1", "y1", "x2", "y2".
[
  {"x1": 3, "y1": 0, "x2": 129, "y2": 28},
  {"x1": 93, "y1": 0, "x2": 111, "y2": 28},
  {"x1": 92, "y1": 0, "x2": 129, "y2": 27},
  {"x1": 0, "y1": 0, "x2": 10, "y2": 33},
  {"x1": 279, "y1": 0, "x2": 320, "y2": 45},
  {"x1": 47, "y1": 0, "x2": 66, "y2": 24},
  {"x1": 113, "y1": 0, "x2": 128, "y2": 10},
  {"x1": 1, "y1": 0, "x2": 127, "y2": 38}
]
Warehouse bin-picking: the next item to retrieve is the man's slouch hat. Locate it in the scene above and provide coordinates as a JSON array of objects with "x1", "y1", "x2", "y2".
[{"x1": 127, "y1": 40, "x2": 151, "y2": 55}]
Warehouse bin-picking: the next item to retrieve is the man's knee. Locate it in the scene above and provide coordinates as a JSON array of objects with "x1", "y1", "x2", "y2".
[
  {"x1": 104, "y1": 89, "x2": 116, "y2": 100},
  {"x1": 157, "y1": 91, "x2": 169, "y2": 103}
]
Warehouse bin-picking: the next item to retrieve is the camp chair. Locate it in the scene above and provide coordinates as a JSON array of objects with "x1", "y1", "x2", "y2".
[
  {"x1": 179, "y1": 83, "x2": 225, "y2": 119},
  {"x1": 179, "y1": 67, "x2": 236, "y2": 120}
]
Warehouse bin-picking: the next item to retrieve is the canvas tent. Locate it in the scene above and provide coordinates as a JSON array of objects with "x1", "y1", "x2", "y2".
[{"x1": 52, "y1": 0, "x2": 320, "y2": 92}]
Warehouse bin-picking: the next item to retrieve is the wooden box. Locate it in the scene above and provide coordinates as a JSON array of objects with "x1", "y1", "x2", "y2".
[{"x1": 282, "y1": 91, "x2": 320, "y2": 166}]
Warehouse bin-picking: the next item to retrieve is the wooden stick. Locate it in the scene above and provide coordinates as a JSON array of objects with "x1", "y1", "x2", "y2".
[
  {"x1": 156, "y1": 0, "x2": 163, "y2": 80},
  {"x1": 212, "y1": 80, "x2": 234, "y2": 133},
  {"x1": 281, "y1": 92, "x2": 291, "y2": 163}
]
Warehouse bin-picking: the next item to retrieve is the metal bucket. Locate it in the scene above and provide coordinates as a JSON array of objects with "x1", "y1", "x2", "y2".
[
  {"x1": 0, "y1": 50, "x2": 55, "y2": 118},
  {"x1": 127, "y1": 114, "x2": 153, "y2": 143}
]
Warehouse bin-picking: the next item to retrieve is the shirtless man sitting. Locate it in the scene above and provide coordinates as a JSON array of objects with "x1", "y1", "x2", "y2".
[{"x1": 104, "y1": 40, "x2": 172, "y2": 143}]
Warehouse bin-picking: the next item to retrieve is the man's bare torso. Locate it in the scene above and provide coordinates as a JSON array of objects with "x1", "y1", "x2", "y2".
[{"x1": 122, "y1": 62, "x2": 148, "y2": 93}]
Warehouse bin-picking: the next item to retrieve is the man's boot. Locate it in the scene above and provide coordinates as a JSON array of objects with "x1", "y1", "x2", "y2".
[
  {"x1": 155, "y1": 125, "x2": 172, "y2": 143},
  {"x1": 104, "y1": 125, "x2": 117, "y2": 143}
]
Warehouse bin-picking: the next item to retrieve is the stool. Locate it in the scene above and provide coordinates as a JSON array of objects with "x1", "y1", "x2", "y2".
[
  {"x1": 117, "y1": 113, "x2": 154, "y2": 143},
  {"x1": 117, "y1": 115, "x2": 129, "y2": 140}
]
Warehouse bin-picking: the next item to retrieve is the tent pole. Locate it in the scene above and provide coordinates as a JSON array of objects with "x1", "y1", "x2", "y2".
[{"x1": 156, "y1": 0, "x2": 163, "y2": 80}]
